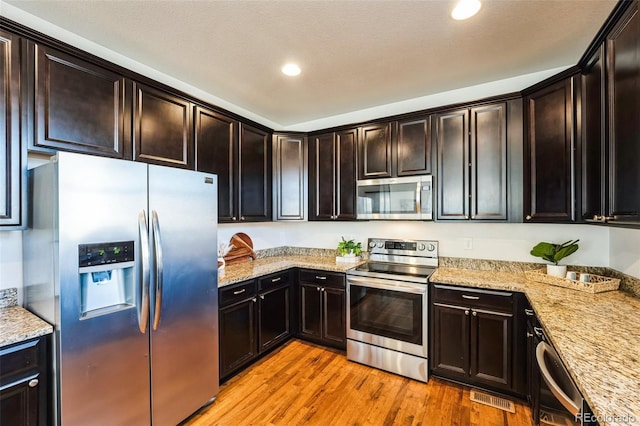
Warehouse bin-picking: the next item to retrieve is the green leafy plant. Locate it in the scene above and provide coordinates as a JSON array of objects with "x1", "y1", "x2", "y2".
[
  {"x1": 530, "y1": 240, "x2": 579, "y2": 265},
  {"x1": 337, "y1": 237, "x2": 362, "y2": 257}
]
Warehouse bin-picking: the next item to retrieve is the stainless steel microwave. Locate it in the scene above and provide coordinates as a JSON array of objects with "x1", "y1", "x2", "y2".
[{"x1": 356, "y1": 175, "x2": 433, "y2": 220}]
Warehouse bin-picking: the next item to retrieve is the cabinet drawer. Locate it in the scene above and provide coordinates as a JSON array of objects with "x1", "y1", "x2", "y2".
[
  {"x1": 299, "y1": 269, "x2": 345, "y2": 289},
  {"x1": 0, "y1": 339, "x2": 41, "y2": 381},
  {"x1": 259, "y1": 271, "x2": 291, "y2": 291},
  {"x1": 219, "y1": 280, "x2": 257, "y2": 308},
  {"x1": 432, "y1": 284, "x2": 513, "y2": 312}
]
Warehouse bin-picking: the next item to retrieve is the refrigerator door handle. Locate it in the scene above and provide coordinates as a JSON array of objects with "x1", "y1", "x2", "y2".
[
  {"x1": 138, "y1": 210, "x2": 150, "y2": 334},
  {"x1": 152, "y1": 210, "x2": 164, "y2": 331}
]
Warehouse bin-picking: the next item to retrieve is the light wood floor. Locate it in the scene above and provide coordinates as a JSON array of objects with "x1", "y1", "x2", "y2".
[{"x1": 185, "y1": 339, "x2": 532, "y2": 426}]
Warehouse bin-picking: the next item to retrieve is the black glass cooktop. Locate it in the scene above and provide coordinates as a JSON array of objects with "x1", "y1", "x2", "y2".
[{"x1": 353, "y1": 261, "x2": 435, "y2": 279}]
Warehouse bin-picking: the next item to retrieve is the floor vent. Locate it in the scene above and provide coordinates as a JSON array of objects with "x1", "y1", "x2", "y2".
[{"x1": 470, "y1": 389, "x2": 515, "y2": 413}]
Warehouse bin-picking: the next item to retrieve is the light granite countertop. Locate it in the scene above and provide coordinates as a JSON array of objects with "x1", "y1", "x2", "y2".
[
  {"x1": 432, "y1": 268, "x2": 640, "y2": 426},
  {"x1": 218, "y1": 254, "x2": 365, "y2": 287},
  {"x1": 0, "y1": 306, "x2": 53, "y2": 348}
]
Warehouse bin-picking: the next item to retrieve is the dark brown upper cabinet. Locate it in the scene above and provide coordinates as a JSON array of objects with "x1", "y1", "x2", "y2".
[
  {"x1": 238, "y1": 123, "x2": 272, "y2": 222},
  {"x1": 605, "y1": 1, "x2": 640, "y2": 224},
  {"x1": 31, "y1": 43, "x2": 129, "y2": 158},
  {"x1": 358, "y1": 122, "x2": 392, "y2": 179},
  {"x1": 0, "y1": 30, "x2": 26, "y2": 228},
  {"x1": 196, "y1": 110, "x2": 271, "y2": 223},
  {"x1": 194, "y1": 106, "x2": 238, "y2": 222},
  {"x1": 309, "y1": 129, "x2": 357, "y2": 221},
  {"x1": 133, "y1": 82, "x2": 192, "y2": 168},
  {"x1": 524, "y1": 77, "x2": 576, "y2": 223},
  {"x1": 357, "y1": 118, "x2": 432, "y2": 179},
  {"x1": 272, "y1": 133, "x2": 307, "y2": 221},
  {"x1": 581, "y1": 44, "x2": 607, "y2": 223},
  {"x1": 436, "y1": 102, "x2": 510, "y2": 221}
]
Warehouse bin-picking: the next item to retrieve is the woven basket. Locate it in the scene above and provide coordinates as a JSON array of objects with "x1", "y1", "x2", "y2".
[{"x1": 524, "y1": 269, "x2": 620, "y2": 294}]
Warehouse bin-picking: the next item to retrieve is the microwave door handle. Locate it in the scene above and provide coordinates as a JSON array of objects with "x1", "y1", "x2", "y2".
[
  {"x1": 347, "y1": 276, "x2": 427, "y2": 294},
  {"x1": 416, "y1": 181, "x2": 421, "y2": 215}
]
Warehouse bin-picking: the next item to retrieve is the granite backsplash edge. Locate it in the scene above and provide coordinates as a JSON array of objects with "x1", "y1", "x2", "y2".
[{"x1": 0, "y1": 288, "x2": 18, "y2": 308}]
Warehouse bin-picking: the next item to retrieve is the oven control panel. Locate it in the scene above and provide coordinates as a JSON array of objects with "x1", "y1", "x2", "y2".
[{"x1": 367, "y1": 238, "x2": 438, "y2": 258}]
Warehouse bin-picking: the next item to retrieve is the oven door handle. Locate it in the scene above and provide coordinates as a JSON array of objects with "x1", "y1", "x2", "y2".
[{"x1": 347, "y1": 276, "x2": 427, "y2": 294}]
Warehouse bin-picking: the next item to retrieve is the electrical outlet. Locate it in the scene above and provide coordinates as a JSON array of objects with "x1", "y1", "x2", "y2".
[{"x1": 463, "y1": 238, "x2": 473, "y2": 250}]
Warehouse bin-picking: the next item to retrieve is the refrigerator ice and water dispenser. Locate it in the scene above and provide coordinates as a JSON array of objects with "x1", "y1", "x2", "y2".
[{"x1": 78, "y1": 241, "x2": 135, "y2": 318}]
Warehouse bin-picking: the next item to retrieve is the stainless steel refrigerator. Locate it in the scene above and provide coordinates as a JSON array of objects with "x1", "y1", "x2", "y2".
[{"x1": 23, "y1": 152, "x2": 219, "y2": 425}]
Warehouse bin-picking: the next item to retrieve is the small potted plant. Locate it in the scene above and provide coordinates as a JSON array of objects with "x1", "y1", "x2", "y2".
[
  {"x1": 530, "y1": 239, "x2": 579, "y2": 277},
  {"x1": 336, "y1": 237, "x2": 363, "y2": 262}
]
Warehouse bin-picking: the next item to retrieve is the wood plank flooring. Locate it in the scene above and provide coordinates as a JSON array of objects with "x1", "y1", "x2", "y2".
[{"x1": 185, "y1": 339, "x2": 532, "y2": 426}]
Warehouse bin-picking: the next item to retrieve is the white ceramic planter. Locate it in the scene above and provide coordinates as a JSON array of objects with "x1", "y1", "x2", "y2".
[{"x1": 546, "y1": 264, "x2": 567, "y2": 278}]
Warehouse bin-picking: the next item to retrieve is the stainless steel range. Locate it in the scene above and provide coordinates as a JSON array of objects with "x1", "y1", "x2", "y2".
[{"x1": 346, "y1": 238, "x2": 438, "y2": 383}]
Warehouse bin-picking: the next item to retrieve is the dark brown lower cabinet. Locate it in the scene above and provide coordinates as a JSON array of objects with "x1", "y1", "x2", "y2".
[
  {"x1": 219, "y1": 271, "x2": 292, "y2": 381},
  {"x1": 430, "y1": 284, "x2": 524, "y2": 397},
  {"x1": 298, "y1": 269, "x2": 346, "y2": 349},
  {"x1": 0, "y1": 336, "x2": 50, "y2": 426}
]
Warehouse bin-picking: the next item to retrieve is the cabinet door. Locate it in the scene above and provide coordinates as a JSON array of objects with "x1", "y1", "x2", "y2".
[
  {"x1": 470, "y1": 309, "x2": 512, "y2": 389},
  {"x1": 524, "y1": 78, "x2": 575, "y2": 222},
  {"x1": 32, "y1": 44, "x2": 129, "y2": 158},
  {"x1": 299, "y1": 283, "x2": 322, "y2": 339},
  {"x1": 0, "y1": 377, "x2": 39, "y2": 426},
  {"x1": 0, "y1": 30, "x2": 25, "y2": 228},
  {"x1": 322, "y1": 287, "x2": 346, "y2": 348},
  {"x1": 258, "y1": 285, "x2": 290, "y2": 352},
  {"x1": 335, "y1": 129, "x2": 358, "y2": 220},
  {"x1": 239, "y1": 123, "x2": 271, "y2": 221},
  {"x1": 195, "y1": 106, "x2": 238, "y2": 222},
  {"x1": 133, "y1": 83, "x2": 192, "y2": 168},
  {"x1": 273, "y1": 133, "x2": 307, "y2": 221},
  {"x1": 437, "y1": 109, "x2": 469, "y2": 220},
  {"x1": 471, "y1": 103, "x2": 507, "y2": 220},
  {"x1": 219, "y1": 299, "x2": 257, "y2": 379},
  {"x1": 607, "y1": 2, "x2": 640, "y2": 222},
  {"x1": 359, "y1": 123, "x2": 391, "y2": 179},
  {"x1": 309, "y1": 133, "x2": 336, "y2": 220},
  {"x1": 431, "y1": 303, "x2": 469, "y2": 377},
  {"x1": 581, "y1": 45, "x2": 607, "y2": 221},
  {"x1": 396, "y1": 117, "x2": 432, "y2": 176}
]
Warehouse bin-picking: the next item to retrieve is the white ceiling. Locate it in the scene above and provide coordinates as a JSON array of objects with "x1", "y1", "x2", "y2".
[{"x1": 3, "y1": 0, "x2": 617, "y2": 129}]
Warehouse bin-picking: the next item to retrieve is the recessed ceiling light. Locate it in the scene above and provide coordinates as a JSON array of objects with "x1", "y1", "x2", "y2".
[
  {"x1": 451, "y1": 0, "x2": 482, "y2": 20},
  {"x1": 281, "y1": 63, "x2": 301, "y2": 76}
]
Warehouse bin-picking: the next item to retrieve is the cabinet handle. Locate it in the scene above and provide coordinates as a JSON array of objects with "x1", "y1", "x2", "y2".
[
  {"x1": 524, "y1": 309, "x2": 535, "y2": 316},
  {"x1": 526, "y1": 215, "x2": 532, "y2": 220},
  {"x1": 316, "y1": 287, "x2": 321, "y2": 291},
  {"x1": 533, "y1": 326, "x2": 544, "y2": 337},
  {"x1": 321, "y1": 287, "x2": 325, "y2": 292},
  {"x1": 465, "y1": 216, "x2": 469, "y2": 220},
  {"x1": 260, "y1": 294, "x2": 265, "y2": 300},
  {"x1": 462, "y1": 295, "x2": 480, "y2": 300},
  {"x1": 28, "y1": 379, "x2": 39, "y2": 388},
  {"x1": 252, "y1": 298, "x2": 257, "y2": 303},
  {"x1": 472, "y1": 311, "x2": 477, "y2": 317},
  {"x1": 231, "y1": 216, "x2": 237, "y2": 221},
  {"x1": 271, "y1": 277, "x2": 282, "y2": 283},
  {"x1": 241, "y1": 216, "x2": 245, "y2": 221},
  {"x1": 233, "y1": 289, "x2": 246, "y2": 295},
  {"x1": 315, "y1": 276, "x2": 327, "y2": 280},
  {"x1": 464, "y1": 310, "x2": 470, "y2": 316},
  {"x1": 527, "y1": 332, "x2": 534, "y2": 338}
]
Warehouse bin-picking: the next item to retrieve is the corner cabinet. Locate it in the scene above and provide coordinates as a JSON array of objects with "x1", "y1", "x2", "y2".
[
  {"x1": 0, "y1": 29, "x2": 26, "y2": 228},
  {"x1": 524, "y1": 77, "x2": 577, "y2": 223},
  {"x1": 430, "y1": 284, "x2": 526, "y2": 397},
  {"x1": 0, "y1": 336, "x2": 51, "y2": 426},
  {"x1": 29, "y1": 43, "x2": 130, "y2": 159},
  {"x1": 308, "y1": 130, "x2": 357, "y2": 221},
  {"x1": 297, "y1": 269, "x2": 346, "y2": 349},
  {"x1": 195, "y1": 109, "x2": 271, "y2": 223},
  {"x1": 272, "y1": 133, "x2": 307, "y2": 221},
  {"x1": 357, "y1": 117, "x2": 432, "y2": 179},
  {"x1": 436, "y1": 100, "x2": 522, "y2": 222}
]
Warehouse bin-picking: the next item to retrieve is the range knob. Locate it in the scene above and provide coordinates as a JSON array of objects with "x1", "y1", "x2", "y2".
[
  {"x1": 418, "y1": 244, "x2": 426, "y2": 251},
  {"x1": 427, "y1": 244, "x2": 436, "y2": 252},
  {"x1": 377, "y1": 241, "x2": 384, "y2": 248},
  {"x1": 369, "y1": 241, "x2": 377, "y2": 248}
]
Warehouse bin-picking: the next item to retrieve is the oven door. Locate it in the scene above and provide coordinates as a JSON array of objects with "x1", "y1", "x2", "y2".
[{"x1": 347, "y1": 275, "x2": 428, "y2": 358}]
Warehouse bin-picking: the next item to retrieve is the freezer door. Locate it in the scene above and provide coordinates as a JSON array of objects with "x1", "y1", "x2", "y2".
[
  {"x1": 148, "y1": 165, "x2": 218, "y2": 425},
  {"x1": 55, "y1": 153, "x2": 151, "y2": 425}
]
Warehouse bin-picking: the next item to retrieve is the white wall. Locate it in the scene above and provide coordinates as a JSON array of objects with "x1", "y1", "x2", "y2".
[
  {"x1": 609, "y1": 227, "x2": 640, "y2": 279},
  {"x1": 0, "y1": 232, "x2": 24, "y2": 304},
  {"x1": 220, "y1": 221, "x2": 609, "y2": 267}
]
